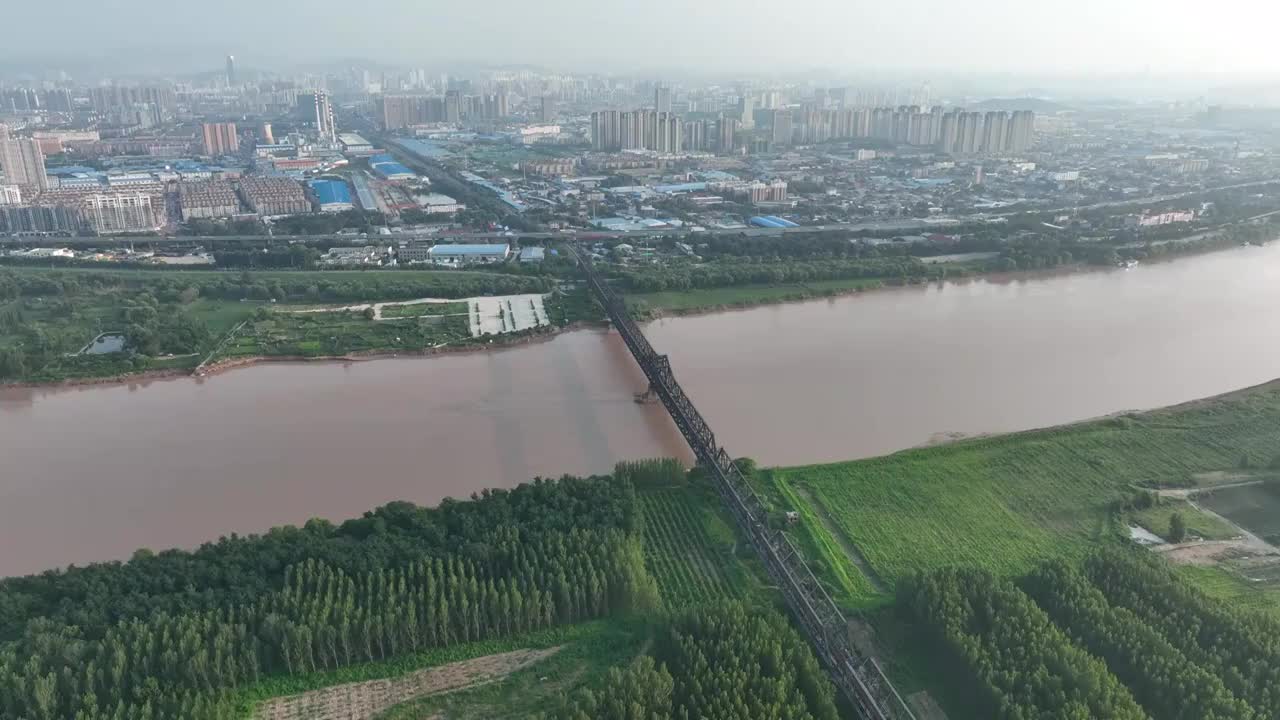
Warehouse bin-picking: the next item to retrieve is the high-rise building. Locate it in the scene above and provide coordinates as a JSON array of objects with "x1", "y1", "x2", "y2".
[
  {"x1": 654, "y1": 85, "x2": 672, "y2": 114},
  {"x1": 201, "y1": 122, "x2": 240, "y2": 156},
  {"x1": 0, "y1": 185, "x2": 21, "y2": 205},
  {"x1": 495, "y1": 92, "x2": 509, "y2": 118},
  {"x1": 938, "y1": 111, "x2": 960, "y2": 154},
  {"x1": 683, "y1": 120, "x2": 708, "y2": 151},
  {"x1": 225, "y1": 55, "x2": 236, "y2": 87},
  {"x1": 83, "y1": 194, "x2": 158, "y2": 234},
  {"x1": 445, "y1": 90, "x2": 461, "y2": 123},
  {"x1": 590, "y1": 110, "x2": 622, "y2": 151},
  {"x1": 539, "y1": 96, "x2": 555, "y2": 123},
  {"x1": 718, "y1": 118, "x2": 739, "y2": 153},
  {"x1": 381, "y1": 95, "x2": 447, "y2": 129},
  {"x1": 1007, "y1": 110, "x2": 1035, "y2": 152},
  {"x1": 956, "y1": 112, "x2": 983, "y2": 154},
  {"x1": 981, "y1": 111, "x2": 1008, "y2": 154},
  {"x1": 738, "y1": 96, "x2": 755, "y2": 129},
  {"x1": 771, "y1": 110, "x2": 793, "y2": 147},
  {"x1": 314, "y1": 90, "x2": 336, "y2": 141},
  {"x1": 259, "y1": 122, "x2": 275, "y2": 145},
  {"x1": 0, "y1": 128, "x2": 49, "y2": 191}
]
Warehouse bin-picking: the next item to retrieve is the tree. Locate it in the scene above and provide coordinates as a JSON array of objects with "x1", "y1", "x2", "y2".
[
  {"x1": 362, "y1": 307, "x2": 376, "y2": 321},
  {"x1": 1169, "y1": 512, "x2": 1188, "y2": 543}
]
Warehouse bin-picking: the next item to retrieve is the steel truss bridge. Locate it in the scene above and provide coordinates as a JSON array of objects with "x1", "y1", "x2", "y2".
[{"x1": 573, "y1": 246, "x2": 916, "y2": 720}]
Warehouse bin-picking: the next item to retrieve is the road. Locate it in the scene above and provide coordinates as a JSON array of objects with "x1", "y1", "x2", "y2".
[{"x1": 0, "y1": 218, "x2": 967, "y2": 247}]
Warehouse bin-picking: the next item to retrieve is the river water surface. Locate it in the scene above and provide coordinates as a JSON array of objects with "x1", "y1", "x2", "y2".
[{"x1": 5, "y1": 243, "x2": 1280, "y2": 576}]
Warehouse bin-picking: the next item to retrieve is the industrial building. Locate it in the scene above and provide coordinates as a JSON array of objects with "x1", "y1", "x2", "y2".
[
  {"x1": 427, "y1": 243, "x2": 510, "y2": 266},
  {"x1": 309, "y1": 179, "x2": 354, "y2": 212},
  {"x1": 369, "y1": 154, "x2": 415, "y2": 180},
  {"x1": 416, "y1": 193, "x2": 464, "y2": 215},
  {"x1": 338, "y1": 134, "x2": 374, "y2": 155}
]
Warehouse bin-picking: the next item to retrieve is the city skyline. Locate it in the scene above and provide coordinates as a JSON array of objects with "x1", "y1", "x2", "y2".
[{"x1": 1, "y1": 0, "x2": 1277, "y2": 80}]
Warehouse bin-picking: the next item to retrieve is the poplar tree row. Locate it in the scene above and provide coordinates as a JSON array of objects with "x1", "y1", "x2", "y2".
[
  {"x1": 1079, "y1": 549, "x2": 1280, "y2": 718},
  {"x1": 0, "y1": 528, "x2": 654, "y2": 720},
  {"x1": 0, "y1": 476, "x2": 638, "y2": 639},
  {"x1": 1024, "y1": 560, "x2": 1257, "y2": 720},
  {"x1": 897, "y1": 567, "x2": 1148, "y2": 720},
  {"x1": 552, "y1": 602, "x2": 839, "y2": 720}
]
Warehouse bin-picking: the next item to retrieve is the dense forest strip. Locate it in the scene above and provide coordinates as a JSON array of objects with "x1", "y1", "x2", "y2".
[
  {"x1": 0, "y1": 476, "x2": 654, "y2": 720},
  {"x1": 1080, "y1": 550, "x2": 1280, "y2": 716},
  {"x1": 1023, "y1": 560, "x2": 1257, "y2": 720},
  {"x1": 551, "y1": 602, "x2": 840, "y2": 720},
  {"x1": 896, "y1": 567, "x2": 1148, "y2": 720}
]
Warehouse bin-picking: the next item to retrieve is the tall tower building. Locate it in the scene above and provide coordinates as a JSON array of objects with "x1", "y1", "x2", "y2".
[
  {"x1": 937, "y1": 111, "x2": 960, "y2": 154},
  {"x1": 738, "y1": 96, "x2": 755, "y2": 130},
  {"x1": 718, "y1": 118, "x2": 740, "y2": 153},
  {"x1": 591, "y1": 110, "x2": 622, "y2": 151},
  {"x1": 981, "y1": 111, "x2": 1008, "y2": 154},
  {"x1": 0, "y1": 127, "x2": 49, "y2": 191},
  {"x1": 1007, "y1": 110, "x2": 1035, "y2": 152},
  {"x1": 201, "y1": 122, "x2": 240, "y2": 156},
  {"x1": 225, "y1": 55, "x2": 236, "y2": 87},
  {"x1": 654, "y1": 85, "x2": 672, "y2": 114},
  {"x1": 314, "y1": 91, "x2": 336, "y2": 141},
  {"x1": 259, "y1": 122, "x2": 275, "y2": 145},
  {"x1": 444, "y1": 90, "x2": 461, "y2": 123},
  {"x1": 771, "y1": 110, "x2": 793, "y2": 148},
  {"x1": 539, "y1": 96, "x2": 555, "y2": 123}
]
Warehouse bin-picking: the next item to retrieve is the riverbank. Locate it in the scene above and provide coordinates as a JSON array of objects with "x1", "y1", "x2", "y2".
[
  {"x1": 195, "y1": 321, "x2": 583, "y2": 379},
  {"x1": 759, "y1": 376, "x2": 1280, "y2": 612},
  {"x1": 3, "y1": 320, "x2": 589, "y2": 390}
]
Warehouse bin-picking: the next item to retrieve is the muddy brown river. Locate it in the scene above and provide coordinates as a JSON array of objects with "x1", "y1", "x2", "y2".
[{"x1": 4, "y1": 243, "x2": 1280, "y2": 576}]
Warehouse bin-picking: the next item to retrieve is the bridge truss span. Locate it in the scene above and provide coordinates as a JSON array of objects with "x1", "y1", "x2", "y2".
[{"x1": 573, "y1": 246, "x2": 916, "y2": 720}]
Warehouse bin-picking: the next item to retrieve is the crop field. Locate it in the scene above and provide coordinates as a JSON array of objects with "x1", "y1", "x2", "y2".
[
  {"x1": 775, "y1": 381, "x2": 1280, "y2": 594},
  {"x1": 378, "y1": 301, "x2": 469, "y2": 319},
  {"x1": 638, "y1": 487, "x2": 754, "y2": 608},
  {"x1": 219, "y1": 310, "x2": 472, "y2": 359},
  {"x1": 1198, "y1": 481, "x2": 1280, "y2": 543}
]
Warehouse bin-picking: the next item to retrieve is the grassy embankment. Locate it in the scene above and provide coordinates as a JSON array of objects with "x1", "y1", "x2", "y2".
[{"x1": 758, "y1": 380, "x2": 1280, "y2": 614}]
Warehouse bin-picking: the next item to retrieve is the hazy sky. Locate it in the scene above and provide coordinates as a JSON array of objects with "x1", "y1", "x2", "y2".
[{"x1": 5, "y1": 0, "x2": 1278, "y2": 76}]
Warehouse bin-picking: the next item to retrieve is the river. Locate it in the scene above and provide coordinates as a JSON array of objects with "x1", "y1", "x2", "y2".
[{"x1": 4, "y1": 243, "x2": 1280, "y2": 576}]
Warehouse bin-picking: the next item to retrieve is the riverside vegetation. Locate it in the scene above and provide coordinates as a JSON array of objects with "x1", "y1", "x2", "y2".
[
  {"x1": 0, "y1": 267, "x2": 558, "y2": 383},
  {"x1": 0, "y1": 462, "x2": 839, "y2": 720}
]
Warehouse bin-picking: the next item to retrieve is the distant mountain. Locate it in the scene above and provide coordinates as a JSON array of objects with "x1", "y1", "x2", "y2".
[{"x1": 970, "y1": 97, "x2": 1070, "y2": 113}]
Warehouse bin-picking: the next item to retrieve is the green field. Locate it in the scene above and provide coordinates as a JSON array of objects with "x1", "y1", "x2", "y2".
[
  {"x1": 1127, "y1": 498, "x2": 1240, "y2": 541},
  {"x1": 638, "y1": 486, "x2": 759, "y2": 608},
  {"x1": 628, "y1": 277, "x2": 883, "y2": 314},
  {"x1": 379, "y1": 301, "x2": 469, "y2": 319},
  {"x1": 769, "y1": 382, "x2": 1280, "y2": 607},
  {"x1": 218, "y1": 309, "x2": 473, "y2": 359},
  {"x1": 375, "y1": 620, "x2": 645, "y2": 720}
]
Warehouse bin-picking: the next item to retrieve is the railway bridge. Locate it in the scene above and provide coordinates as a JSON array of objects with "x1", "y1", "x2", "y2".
[{"x1": 572, "y1": 246, "x2": 916, "y2": 720}]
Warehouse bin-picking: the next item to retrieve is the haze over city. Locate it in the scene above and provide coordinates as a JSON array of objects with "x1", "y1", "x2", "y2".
[{"x1": 3, "y1": 0, "x2": 1279, "y2": 81}]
